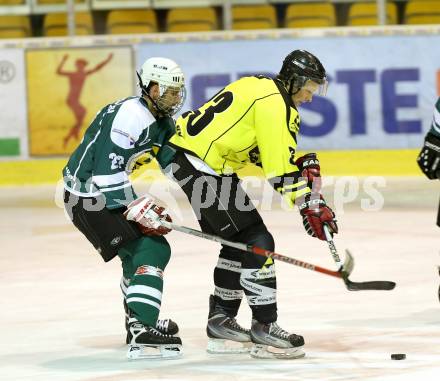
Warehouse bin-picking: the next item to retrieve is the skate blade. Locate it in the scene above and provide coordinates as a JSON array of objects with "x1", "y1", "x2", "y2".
[
  {"x1": 250, "y1": 344, "x2": 305, "y2": 360},
  {"x1": 207, "y1": 338, "x2": 252, "y2": 354},
  {"x1": 127, "y1": 344, "x2": 182, "y2": 360}
]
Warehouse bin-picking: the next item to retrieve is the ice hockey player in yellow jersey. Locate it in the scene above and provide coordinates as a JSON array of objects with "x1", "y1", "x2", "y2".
[{"x1": 164, "y1": 50, "x2": 339, "y2": 359}]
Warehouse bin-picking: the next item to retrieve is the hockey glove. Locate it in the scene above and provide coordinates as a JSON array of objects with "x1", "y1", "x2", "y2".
[
  {"x1": 299, "y1": 195, "x2": 338, "y2": 241},
  {"x1": 124, "y1": 195, "x2": 172, "y2": 236},
  {"x1": 417, "y1": 132, "x2": 440, "y2": 179},
  {"x1": 295, "y1": 153, "x2": 322, "y2": 192}
]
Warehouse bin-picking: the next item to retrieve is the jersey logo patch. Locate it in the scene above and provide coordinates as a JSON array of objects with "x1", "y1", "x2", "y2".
[
  {"x1": 289, "y1": 147, "x2": 296, "y2": 165},
  {"x1": 289, "y1": 115, "x2": 300, "y2": 134},
  {"x1": 110, "y1": 236, "x2": 122, "y2": 246},
  {"x1": 289, "y1": 120, "x2": 299, "y2": 134},
  {"x1": 138, "y1": 125, "x2": 151, "y2": 146},
  {"x1": 249, "y1": 146, "x2": 261, "y2": 164},
  {"x1": 113, "y1": 128, "x2": 136, "y2": 146}
]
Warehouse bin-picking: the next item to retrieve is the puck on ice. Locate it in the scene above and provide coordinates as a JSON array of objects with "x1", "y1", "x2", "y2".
[{"x1": 391, "y1": 354, "x2": 406, "y2": 360}]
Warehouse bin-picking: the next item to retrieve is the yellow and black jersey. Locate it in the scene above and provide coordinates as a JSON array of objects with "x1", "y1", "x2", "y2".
[{"x1": 169, "y1": 76, "x2": 311, "y2": 205}]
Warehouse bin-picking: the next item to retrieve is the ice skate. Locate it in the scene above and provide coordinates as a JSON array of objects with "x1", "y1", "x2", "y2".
[
  {"x1": 250, "y1": 319, "x2": 305, "y2": 359},
  {"x1": 123, "y1": 299, "x2": 179, "y2": 344},
  {"x1": 126, "y1": 317, "x2": 182, "y2": 360},
  {"x1": 206, "y1": 295, "x2": 252, "y2": 354}
]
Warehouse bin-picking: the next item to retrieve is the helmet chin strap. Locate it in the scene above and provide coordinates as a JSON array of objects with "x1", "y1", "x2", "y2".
[
  {"x1": 137, "y1": 71, "x2": 167, "y2": 116},
  {"x1": 283, "y1": 79, "x2": 300, "y2": 97},
  {"x1": 289, "y1": 84, "x2": 301, "y2": 96},
  {"x1": 276, "y1": 77, "x2": 296, "y2": 97},
  {"x1": 145, "y1": 93, "x2": 163, "y2": 115}
]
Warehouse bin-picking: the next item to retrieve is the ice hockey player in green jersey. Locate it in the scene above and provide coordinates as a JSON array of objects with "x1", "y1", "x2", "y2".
[
  {"x1": 417, "y1": 97, "x2": 440, "y2": 227},
  {"x1": 417, "y1": 97, "x2": 440, "y2": 302},
  {"x1": 62, "y1": 57, "x2": 186, "y2": 360}
]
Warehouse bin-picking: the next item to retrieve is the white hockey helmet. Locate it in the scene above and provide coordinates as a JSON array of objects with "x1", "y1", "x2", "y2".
[{"x1": 138, "y1": 57, "x2": 186, "y2": 116}]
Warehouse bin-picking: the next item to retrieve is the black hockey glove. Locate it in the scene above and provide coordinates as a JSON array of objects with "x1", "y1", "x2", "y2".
[
  {"x1": 295, "y1": 153, "x2": 321, "y2": 192},
  {"x1": 417, "y1": 132, "x2": 440, "y2": 179}
]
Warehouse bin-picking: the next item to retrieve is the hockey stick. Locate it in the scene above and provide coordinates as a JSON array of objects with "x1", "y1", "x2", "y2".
[
  {"x1": 162, "y1": 221, "x2": 353, "y2": 281},
  {"x1": 323, "y1": 225, "x2": 396, "y2": 291}
]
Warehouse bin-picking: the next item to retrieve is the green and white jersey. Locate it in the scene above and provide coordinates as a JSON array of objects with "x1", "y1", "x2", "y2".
[
  {"x1": 63, "y1": 96, "x2": 175, "y2": 209},
  {"x1": 430, "y1": 97, "x2": 440, "y2": 137}
]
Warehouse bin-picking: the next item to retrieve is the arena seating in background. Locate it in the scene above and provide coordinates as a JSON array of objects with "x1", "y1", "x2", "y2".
[
  {"x1": 166, "y1": 7, "x2": 217, "y2": 32},
  {"x1": 231, "y1": 4, "x2": 277, "y2": 30},
  {"x1": 3, "y1": 1, "x2": 440, "y2": 38},
  {"x1": 0, "y1": 15, "x2": 30, "y2": 38},
  {"x1": 37, "y1": 0, "x2": 85, "y2": 4},
  {"x1": 285, "y1": 2, "x2": 336, "y2": 28},
  {"x1": 43, "y1": 11, "x2": 94, "y2": 36},
  {"x1": 404, "y1": 0, "x2": 440, "y2": 24},
  {"x1": 106, "y1": 9, "x2": 157, "y2": 34},
  {"x1": 0, "y1": 0, "x2": 25, "y2": 4},
  {"x1": 92, "y1": 0, "x2": 151, "y2": 10},
  {"x1": 347, "y1": 1, "x2": 398, "y2": 26}
]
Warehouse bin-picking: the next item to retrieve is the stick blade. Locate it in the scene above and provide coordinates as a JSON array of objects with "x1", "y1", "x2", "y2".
[
  {"x1": 341, "y1": 249, "x2": 396, "y2": 291},
  {"x1": 346, "y1": 280, "x2": 396, "y2": 291}
]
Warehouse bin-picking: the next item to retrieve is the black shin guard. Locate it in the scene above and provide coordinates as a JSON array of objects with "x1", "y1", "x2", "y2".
[{"x1": 220, "y1": 223, "x2": 278, "y2": 323}]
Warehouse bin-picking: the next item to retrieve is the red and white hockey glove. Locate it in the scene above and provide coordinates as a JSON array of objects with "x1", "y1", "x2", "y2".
[
  {"x1": 124, "y1": 195, "x2": 172, "y2": 236},
  {"x1": 295, "y1": 153, "x2": 322, "y2": 192},
  {"x1": 298, "y1": 195, "x2": 338, "y2": 241}
]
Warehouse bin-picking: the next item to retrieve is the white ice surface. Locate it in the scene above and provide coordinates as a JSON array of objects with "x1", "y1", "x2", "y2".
[{"x1": 0, "y1": 179, "x2": 439, "y2": 381}]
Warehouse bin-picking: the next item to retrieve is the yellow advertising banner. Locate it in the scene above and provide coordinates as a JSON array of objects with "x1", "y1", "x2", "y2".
[{"x1": 27, "y1": 47, "x2": 134, "y2": 156}]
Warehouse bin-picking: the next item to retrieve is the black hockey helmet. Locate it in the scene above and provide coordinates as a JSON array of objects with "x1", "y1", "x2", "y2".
[{"x1": 278, "y1": 49, "x2": 328, "y2": 96}]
